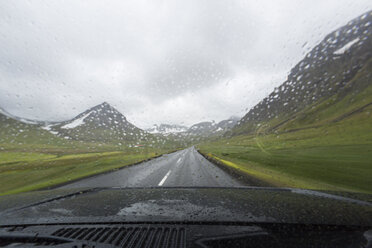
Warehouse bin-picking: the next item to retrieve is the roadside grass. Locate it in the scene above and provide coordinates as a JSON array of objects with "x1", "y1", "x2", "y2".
[
  {"x1": 0, "y1": 152, "x2": 57, "y2": 165},
  {"x1": 0, "y1": 122, "x2": 184, "y2": 196},
  {"x1": 199, "y1": 113, "x2": 372, "y2": 194},
  {"x1": 0, "y1": 149, "x2": 163, "y2": 196},
  {"x1": 199, "y1": 144, "x2": 372, "y2": 193}
]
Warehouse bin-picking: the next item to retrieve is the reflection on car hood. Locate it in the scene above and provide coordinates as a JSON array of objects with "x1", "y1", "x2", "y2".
[{"x1": 0, "y1": 187, "x2": 371, "y2": 226}]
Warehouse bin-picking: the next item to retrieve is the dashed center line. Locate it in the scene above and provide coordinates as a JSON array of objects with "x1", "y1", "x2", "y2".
[
  {"x1": 158, "y1": 170, "x2": 172, "y2": 186},
  {"x1": 177, "y1": 158, "x2": 182, "y2": 164}
]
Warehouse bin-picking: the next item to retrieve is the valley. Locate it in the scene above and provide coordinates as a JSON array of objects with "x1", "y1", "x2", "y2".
[{"x1": 0, "y1": 11, "x2": 371, "y2": 195}]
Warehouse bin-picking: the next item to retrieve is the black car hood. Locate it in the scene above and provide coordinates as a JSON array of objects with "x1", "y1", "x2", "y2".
[{"x1": 0, "y1": 187, "x2": 371, "y2": 227}]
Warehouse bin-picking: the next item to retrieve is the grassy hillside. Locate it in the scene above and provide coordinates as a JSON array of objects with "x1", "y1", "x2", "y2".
[
  {"x1": 199, "y1": 137, "x2": 372, "y2": 193},
  {"x1": 200, "y1": 57, "x2": 372, "y2": 194},
  {"x1": 0, "y1": 113, "x2": 68, "y2": 147},
  {"x1": 231, "y1": 11, "x2": 371, "y2": 136},
  {"x1": 199, "y1": 105, "x2": 372, "y2": 193},
  {"x1": 200, "y1": 12, "x2": 372, "y2": 194}
]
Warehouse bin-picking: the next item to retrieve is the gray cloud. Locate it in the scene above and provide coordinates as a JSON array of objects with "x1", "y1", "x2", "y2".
[{"x1": 0, "y1": 0, "x2": 371, "y2": 127}]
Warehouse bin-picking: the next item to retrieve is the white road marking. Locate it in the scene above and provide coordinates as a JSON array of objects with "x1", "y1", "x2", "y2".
[
  {"x1": 177, "y1": 158, "x2": 182, "y2": 164},
  {"x1": 158, "y1": 170, "x2": 172, "y2": 186}
]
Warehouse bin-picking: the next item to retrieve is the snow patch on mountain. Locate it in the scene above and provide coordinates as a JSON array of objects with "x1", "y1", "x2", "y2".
[
  {"x1": 41, "y1": 124, "x2": 59, "y2": 135},
  {"x1": 61, "y1": 111, "x2": 92, "y2": 129},
  {"x1": 146, "y1": 124, "x2": 188, "y2": 134},
  {"x1": 166, "y1": 127, "x2": 186, "y2": 133},
  {"x1": 334, "y1": 37, "x2": 360, "y2": 55}
]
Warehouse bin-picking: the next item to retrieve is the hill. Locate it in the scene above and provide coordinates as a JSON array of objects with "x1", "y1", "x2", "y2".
[
  {"x1": 231, "y1": 10, "x2": 372, "y2": 136},
  {"x1": 1, "y1": 102, "x2": 182, "y2": 150},
  {"x1": 0, "y1": 103, "x2": 180, "y2": 195},
  {"x1": 0, "y1": 109, "x2": 68, "y2": 149},
  {"x1": 45, "y1": 102, "x2": 149, "y2": 144},
  {"x1": 200, "y1": 11, "x2": 372, "y2": 193},
  {"x1": 188, "y1": 117, "x2": 239, "y2": 137}
]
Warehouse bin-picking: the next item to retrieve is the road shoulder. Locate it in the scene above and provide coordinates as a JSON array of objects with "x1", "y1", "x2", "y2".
[{"x1": 196, "y1": 149, "x2": 273, "y2": 187}]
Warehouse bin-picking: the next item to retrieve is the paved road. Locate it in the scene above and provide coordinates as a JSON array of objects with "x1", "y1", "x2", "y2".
[{"x1": 60, "y1": 147, "x2": 244, "y2": 188}]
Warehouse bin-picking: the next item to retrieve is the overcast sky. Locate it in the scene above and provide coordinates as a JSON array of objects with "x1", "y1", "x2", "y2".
[{"x1": 0, "y1": 0, "x2": 371, "y2": 128}]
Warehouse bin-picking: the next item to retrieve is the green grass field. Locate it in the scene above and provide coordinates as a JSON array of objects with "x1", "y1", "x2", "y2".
[
  {"x1": 199, "y1": 114, "x2": 372, "y2": 193},
  {"x1": 0, "y1": 147, "x2": 168, "y2": 196}
]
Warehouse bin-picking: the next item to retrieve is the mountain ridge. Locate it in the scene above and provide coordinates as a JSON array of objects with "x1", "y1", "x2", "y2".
[
  {"x1": 231, "y1": 10, "x2": 372, "y2": 136},
  {"x1": 44, "y1": 102, "x2": 148, "y2": 143},
  {"x1": 187, "y1": 116, "x2": 240, "y2": 136},
  {"x1": 146, "y1": 123, "x2": 188, "y2": 135}
]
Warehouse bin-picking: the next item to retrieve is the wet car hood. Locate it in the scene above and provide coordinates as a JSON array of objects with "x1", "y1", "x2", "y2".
[{"x1": 0, "y1": 187, "x2": 372, "y2": 227}]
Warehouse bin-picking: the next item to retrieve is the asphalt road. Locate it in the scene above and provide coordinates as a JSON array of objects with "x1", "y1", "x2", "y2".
[{"x1": 60, "y1": 147, "x2": 244, "y2": 188}]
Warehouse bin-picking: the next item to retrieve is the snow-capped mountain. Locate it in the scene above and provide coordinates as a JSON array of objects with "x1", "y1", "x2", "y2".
[
  {"x1": 44, "y1": 102, "x2": 148, "y2": 142},
  {"x1": 1, "y1": 101, "x2": 240, "y2": 144},
  {"x1": 232, "y1": 10, "x2": 372, "y2": 135},
  {"x1": 0, "y1": 102, "x2": 176, "y2": 147},
  {"x1": 187, "y1": 121, "x2": 216, "y2": 135},
  {"x1": 186, "y1": 117, "x2": 240, "y2": 136},
  {"x1": 146, "y1": 124, "x2": 188, "y2": 135},
  {"x1": 146, "y1": 117, "x2": 239, "y2": 138},
  {"x1": 214, "y1": 116, "x2": 240, "y2": 131}
]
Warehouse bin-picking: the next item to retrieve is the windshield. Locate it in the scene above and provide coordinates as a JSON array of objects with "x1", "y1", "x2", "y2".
[{"x1": 0, "y1": 1, "x2": 371, "y2": 202}]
